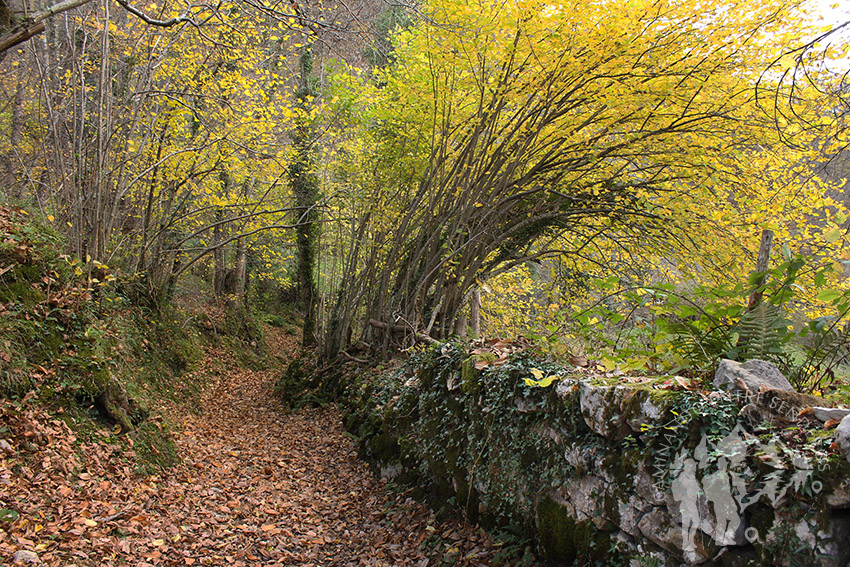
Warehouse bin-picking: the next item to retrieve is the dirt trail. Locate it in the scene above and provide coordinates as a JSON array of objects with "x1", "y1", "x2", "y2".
[{"x1": 1, "y1": 331, "x2": 516, "y2": 566}]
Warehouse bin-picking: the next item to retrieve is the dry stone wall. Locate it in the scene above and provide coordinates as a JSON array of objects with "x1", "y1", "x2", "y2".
[{"x1": 342, "y1": 345, "x2": 850, "y2": 567}]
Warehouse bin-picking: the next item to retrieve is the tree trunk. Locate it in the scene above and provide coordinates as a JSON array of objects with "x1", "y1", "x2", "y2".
[
  {"x1": 213, "y1": 208, "x2": 225, "y2": 296},
  {"x1": 747, "y1": 229, "x2": 774, "y2": 310},
  {"x1": 291, "y1": 46, "x2": 319, "y2": 348},
  {"x1": 235, "y1": 236, "x2": 247, "y2": 298},
  {"x1": 470, "y1": 289, "x2": 481, "y2": 338}
]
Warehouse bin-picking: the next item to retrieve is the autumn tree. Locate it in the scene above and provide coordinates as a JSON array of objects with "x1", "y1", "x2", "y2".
[
  {"x1": 0, "y1": 0, "x2": 318, "y2": 306},
  {"x1": 320, "y1": 0, "x2": 847, "y2": 359}
]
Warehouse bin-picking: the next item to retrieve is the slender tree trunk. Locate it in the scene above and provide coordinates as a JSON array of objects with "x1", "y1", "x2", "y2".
[
  {"x1": 92, "y1": 0, "x2": 110, "y2": 260},
  {"x1": 235, "y1": 236, "x2": 246, "y2": 298},
  {"x1": 233, "y1": 177, "x2": 251, "y2": 301},
  {"x1": 213, "y1": 207, "x2": 225, "y2": 296},
  {"x1": 747, "y1": 229, "x2": 774, "y2": 311},
  {"x1": 290, "y1": 46, "x2": 319, "y2": 348},
  {"x1": 470, "y1": 289, "x2": 481, "y2": 338}
]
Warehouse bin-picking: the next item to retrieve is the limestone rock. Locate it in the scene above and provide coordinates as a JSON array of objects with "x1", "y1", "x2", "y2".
[
  {"x1": 713, "y1": 359, "x2": 794, "y2": 393},
  {"x1": 555, "y1": 378, "x2": 578, "y2": 398},
  {"x1": 637, "y1": 508, "x2": 679, "y2": 552},
  {"x1": 380, "y1": 463, "x2": 402, "y2": 480},
  {"x1": 562, "y1": 442, "x2": 594, "y2": 472},
  {"x1": 637, "y1": 507, "x2": 710, "y2": 564},
  {"x1": 618, "y1": 495, "x2": 651, "y2": 537},
  {"x1": 515, "y1": 396, "x2": 542, "y2": 413},
  {"x1": 578, "y1": 383, "x2": 631, "y2": 440},
  {"x1": 835, "y1": 415, "x2": 850, "y2": 464},
  {"x1": 625, "y1": 396, "x2": 662, "y2": 433},
  {"x1": 12, "y1": 550, "x2": 41, "y2": 564},
  {"x1": 555, "y1": 475, "x2": 612, "y2": 526},
  {"x1": 812, "y1": 407, "x2": 850, "y2": 423},
  {"x1": 634, "y1": 463, "x2": 666, "y2": 506},
  {"x1": 755, "y1": 389, "x2": 830, "y2": 421},
  {"x1": 827, "y1": 476, "x2": 850, "y2": 508}
]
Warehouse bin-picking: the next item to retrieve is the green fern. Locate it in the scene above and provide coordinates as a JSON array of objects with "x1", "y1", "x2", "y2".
[{"x1": 735, "y1": 302, "x2": 787, "y2": 361}]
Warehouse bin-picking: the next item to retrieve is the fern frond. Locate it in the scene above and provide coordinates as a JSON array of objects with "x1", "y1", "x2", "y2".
[{"x1": 736, "y1": 302, "x2": 786, "y2": 361}]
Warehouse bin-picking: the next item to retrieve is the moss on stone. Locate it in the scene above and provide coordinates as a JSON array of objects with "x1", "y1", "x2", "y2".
[
  {"x1": 460, "y1": 356, "x2": 484, "y2": 395},
  {"x1": 369, "y1": 431, "x2": 400, "y2": 463},
  {"x1": 536, "y1": 496, "x2": 614, "y2": 563},
  {"x1": 536, "y1": 496, "x2": 579, "y2": 563}
]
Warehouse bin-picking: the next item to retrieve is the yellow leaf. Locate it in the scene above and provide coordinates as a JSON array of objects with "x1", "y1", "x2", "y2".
[
  {"x1": 84, "y1": 518, "x2": 98, "y2": 527},
  {"x1": 824, "y1": 227, "x2": 843, "y2": 243}
]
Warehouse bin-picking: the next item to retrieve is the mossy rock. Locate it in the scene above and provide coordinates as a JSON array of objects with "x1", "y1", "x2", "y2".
[
  {"x1": 460, "y1": 356, "x2": 485, "y2": 395},
  {"x1": 536, "y1": 496, "x2": 613, "y2": 563},
  {"x1": 368, "y1": 431, "x2": 401, "y2": 463}
]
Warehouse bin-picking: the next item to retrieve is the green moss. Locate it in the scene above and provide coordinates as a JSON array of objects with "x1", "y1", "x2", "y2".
[
  {"x1": 131, "y1": 421, "x2": 179, "y2": 475},
  {"x1": 536, "y1": 496, "x2": 613, "y2": 563},
  {"x1": 370, "y1": 431, "x2": 400, "y2": 463},
  {"x1": 460, "y1": 356, "x2": 482, "y2": 394}
]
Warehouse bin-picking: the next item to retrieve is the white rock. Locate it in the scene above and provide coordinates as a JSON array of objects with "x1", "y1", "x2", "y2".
[
  {"x1": 812, "y1": 407, "x2": 850, "y2": 422},
  {"x1": 827, "y1": 477, "x2": 850, "y2": 508},
  {"x1": 626, "y1": 397, "x2": 662, "y2": 433},
  {"x1": 379, "y1": 463, "x2": 402, "y2": 480},
  {"x1": 578, "y1": 383, "x2": 631, "y2": 439},
  {"x1": 834, "y1": 415, "x2": 850, "y2": 464},
  {"x1": 713, "y1": 359, "x2": 794, "y2": 392},
  {"x1": 637, "y1": 508, "x2": 681, "y2": 552}
]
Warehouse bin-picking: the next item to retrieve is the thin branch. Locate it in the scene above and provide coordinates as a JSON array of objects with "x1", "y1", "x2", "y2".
[{"x1": 114, "y1": 0, "x2": 200, "y2": 27}]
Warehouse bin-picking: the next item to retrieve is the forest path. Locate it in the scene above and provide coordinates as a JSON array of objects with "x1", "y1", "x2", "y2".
[{"x1": 1, "y1": 328, "x2": 516, "y2": 566}]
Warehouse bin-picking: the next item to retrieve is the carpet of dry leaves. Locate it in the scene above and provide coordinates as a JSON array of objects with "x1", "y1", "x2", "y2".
[{"x1": 0, "y1": 328, "x2": 531, "y2": 566}]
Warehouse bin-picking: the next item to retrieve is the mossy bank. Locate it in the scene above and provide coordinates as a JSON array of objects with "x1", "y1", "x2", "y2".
[{"x1": 0, "y1": 206, "x2": 266, "y2": 474}]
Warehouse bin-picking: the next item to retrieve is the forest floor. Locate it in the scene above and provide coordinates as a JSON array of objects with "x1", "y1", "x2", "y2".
[{"x1": 0, "y1": 327, "x2": 529, "y2": 567}]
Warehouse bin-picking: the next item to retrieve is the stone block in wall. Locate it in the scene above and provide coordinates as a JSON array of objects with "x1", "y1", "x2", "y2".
[
  {"x1": 624, "y1": 394, "x2": 663, "y2": 433},
  {"x1": 637, "y1": 507, "x2": 712, "y2": 564},
  {"x1": 551, "y1": 474, "x2": 619, "y2": 531},
  {"x1": 578, "y1": 383, "x2": 633, "y2": 440},
  {"x1": 828, "y1": 476, "x2": 850, "y2": 508}
]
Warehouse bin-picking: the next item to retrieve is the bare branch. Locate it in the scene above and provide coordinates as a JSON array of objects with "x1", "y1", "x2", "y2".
[{"x1": 114, "y1": 0, "x2": 200, "y2": 27}]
